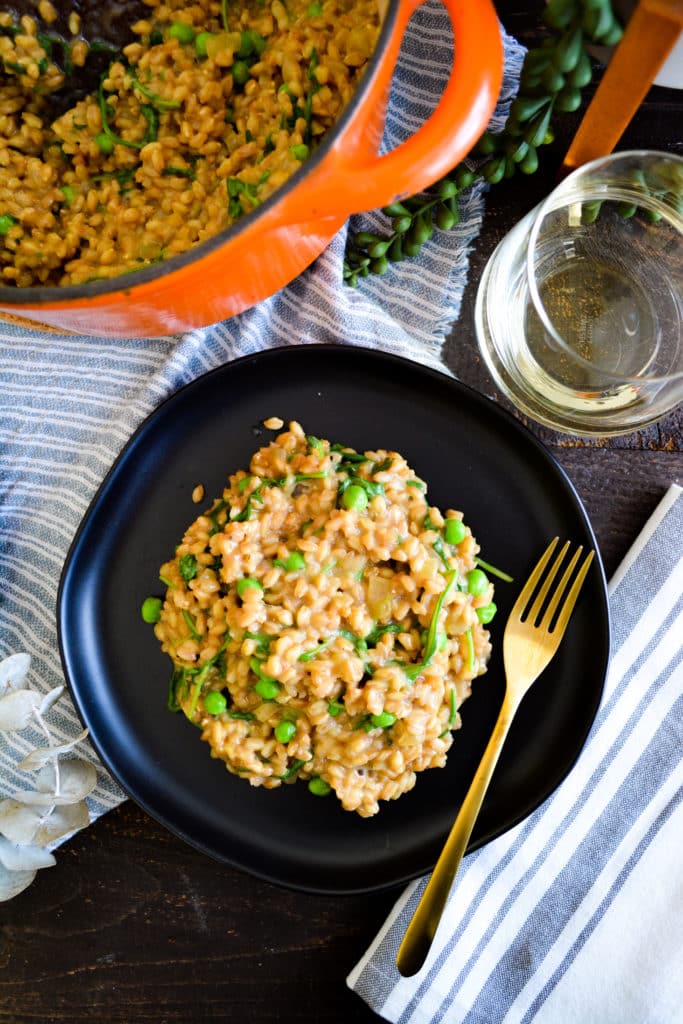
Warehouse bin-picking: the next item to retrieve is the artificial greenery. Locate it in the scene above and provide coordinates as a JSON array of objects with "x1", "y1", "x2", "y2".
[{"x1": 342, "y1": 0, "x2": 623, "y2": 284}]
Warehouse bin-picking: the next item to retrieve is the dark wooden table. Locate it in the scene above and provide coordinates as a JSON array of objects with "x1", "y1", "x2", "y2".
[{"x1": 2, "y1": 4, "x2": 681, "y2": 1022}]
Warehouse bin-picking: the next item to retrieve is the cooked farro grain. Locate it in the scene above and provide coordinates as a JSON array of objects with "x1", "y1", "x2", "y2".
[
  {"x1": 0, "y1": 0, "x2": 382, "y2": 287},
  {"x1": 154, "y1": 422, "x2": 495, "y2": 817}
]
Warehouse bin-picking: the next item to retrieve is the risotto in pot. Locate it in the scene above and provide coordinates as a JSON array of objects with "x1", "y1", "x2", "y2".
[
  {"x1": 0, "y1": 0, "x2": 382, "y2": 286},
  {"x1": 151, "y1": 421, "x2": 496, "y2": 817}
]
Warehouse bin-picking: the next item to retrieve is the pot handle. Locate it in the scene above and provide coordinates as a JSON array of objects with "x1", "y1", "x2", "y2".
[{"x1": 297, "y1": 0, "x2": 503, "y2": 220}]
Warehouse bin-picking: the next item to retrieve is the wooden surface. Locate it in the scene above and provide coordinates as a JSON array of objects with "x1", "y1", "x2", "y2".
[{"x1": 2, "y1": 4, "x2": 681, "y2": 1022}]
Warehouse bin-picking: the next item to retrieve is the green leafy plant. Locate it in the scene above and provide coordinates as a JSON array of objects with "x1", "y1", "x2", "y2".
[{"x1": 343, "y1": 0, "x2": 623, "y2": 285}]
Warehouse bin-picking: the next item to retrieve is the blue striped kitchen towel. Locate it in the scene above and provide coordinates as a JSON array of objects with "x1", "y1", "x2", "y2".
[
  {"x1": 348, "y1": 483, "x2": 683, "y2": 1024},
  {"x1": 0, "y1": 13, "x2": 524, "y2": 835}
]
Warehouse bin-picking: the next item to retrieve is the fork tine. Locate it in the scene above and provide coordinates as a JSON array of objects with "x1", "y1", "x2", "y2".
[
  {"x1": 539, "y1": 545, "x2": 582, "y2": 631},
  {"x1": 510, "y1": 537, "x2": 559, "y2": 620},
  {"x1": 551, "y1": 550, "x2": 595, "y2": 636},
  {"x1": 526, "y1": 540, "x2": 571, "y2": 625}
]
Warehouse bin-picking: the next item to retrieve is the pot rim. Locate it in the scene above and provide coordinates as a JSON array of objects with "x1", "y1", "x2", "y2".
[{"x1": 0, "y1": 0, "x2": 402, "y2": 307}]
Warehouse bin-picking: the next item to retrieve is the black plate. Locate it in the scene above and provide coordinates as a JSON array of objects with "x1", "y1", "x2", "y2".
[{"x1": 57, "y1": 345, "x2": 610, "y2": 895}]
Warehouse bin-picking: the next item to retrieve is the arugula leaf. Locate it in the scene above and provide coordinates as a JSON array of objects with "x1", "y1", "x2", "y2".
[
  {"x1": 365, "y1": 622, "x2": 402, "y2": 646},
  {"x1": 399, "y1": 570, "x2": 458, "y2": 681},
  {"x1": 244, "y1": 631, "x2": 271, "y2": 658},
  {"x1": 178, "y1": 553, "x2": 198, "y2": 583},
  {"x1": 448, "y1": 686, "x2": 458, "y2": 728},
  {"x1": 280, "y1": 757, "x2": 309, "y2": 780},
  {"x1": 167, "y1": 666, "x2": 188, "y2": 712}
]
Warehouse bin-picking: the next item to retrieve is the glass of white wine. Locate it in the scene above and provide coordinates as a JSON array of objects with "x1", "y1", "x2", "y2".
[{"x1": 475, "y1": 150, "x2": 683, "y2": 436}]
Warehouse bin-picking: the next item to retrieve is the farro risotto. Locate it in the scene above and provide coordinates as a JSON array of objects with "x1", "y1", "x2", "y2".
[
  {"x1": 0, "y1": 0, "x2": 382, "y2": 287},
  {"x1": 150, "y1": 421, "x2": 497, "y2": 818}
]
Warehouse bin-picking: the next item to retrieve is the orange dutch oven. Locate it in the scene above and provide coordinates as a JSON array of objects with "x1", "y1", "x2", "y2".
[{"x1": 0, "y1": 0, "x2": 503, "y2": 337}]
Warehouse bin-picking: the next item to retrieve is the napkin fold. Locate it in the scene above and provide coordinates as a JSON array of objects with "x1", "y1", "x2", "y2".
[
  {"x1": 0, "y1": 12, "x2": 525, "y2": 832},
  {"x1": 348, "y1": 483, "x2": 683, "y2": 1024}
]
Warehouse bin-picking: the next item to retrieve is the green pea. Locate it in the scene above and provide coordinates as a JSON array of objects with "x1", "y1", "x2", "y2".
[
  {"x1": 204, "y1": 690, "x2": 227, "y2": 715},
  {"x1": 370, "y1": 711, "x2": 396, "y2": 729},
  {"x1": 307, "y1": 1, "x2": 323, "y2": 13},
  {"x1": 168, "y1": 22, "x2": 195, "y2": 44},
  {"x1": 388, "y1": 236, "x2": 403, "y2": 262},
  {"x1": 237, "y1": 30, "x2": 255, "y2": 57},
  {"x1": 543, "y1": 0, "x2": 575, "y2": 30},
  {"x1": 408, "y1": 212, "x2": 432, "y2": 245},
  {"x1": 467, "y1": 568, "x2": 489, "y2": 596},
  {"x1": 342, "y1": 484, "x2": 368, "y2": 512},
  {"x1": 599, "y1": 22, "x2": 623, "y2": 46},
  {"x1": 555, "y1": 87, "x2": 582, "y2": 113},
  {"x1": 237, "y1": 577, "x2": 263, "y2": 598},
  {"x1": 552, "y1": 25, "x2": 583, "y2": 73},
  {"x1": 510, "y1": 94, "x2": 550, "y2": 124},
  {"x1": 194, "y1": 31, "x2": 213, "y2": 56},
  {"x1": 232, "y1": 59, "x2": 250, "y2": 85},
  {"x1": 290, "y1": 143, "x2": 309, "y2": 161},
  {"x1": 434, "y1": 203, "x2": 456, "y2": 231},
  {"x1": 475, "y1": 131, "x2": 497, "y2": 156},
  {"x1": 276, "y1": 551, "x2": 305, "y2": 572},
  {"x1": 250, "y1": 31, "x2": 267, "y2": 55},
  {"x1": 364, "y1": 239, "x2": 387, "y2": 260},
  {"x1": 455, "y1": 165, "x2": 475, "y2": 189},
  {"x1": 141, "y1": 596, "x2": 162, "y2": 623},
  {"x1": 327, "y1": 700, "x2": 344, "y2": 717},
  {"x1": 541, "y1": 65, "x2": 565, "y2": 93},
  {"x1": 275, "y1": 720, "x2": 297, "y2": 743},
  {"x1": 444, "y1": 518, "x2": 466, "y2": 546},
  {"x1": 383, "y1": 202, "x2": 410, "y2": 217},
  {"x1": 519, "y1": 145, "x2": 539, "y2": 176},
  {"x1": 566, "y1": 51, "x2": 592, "y2": 89},
  {"x1": 0, "y1": 214, "x2": 16, "y2": 236},
  {"x1": 95, "y1": 131, "x2": 115, "y2": 155},
  {"x1": 436, "y1": 177, "x2": 457, "y2": 199},
  {"x1": 482, "y1": 156, "x2": 506, "y2": 185},
  {"x1": 254, "y1": 678, "x2": 280, "y2": 700},
  {"x1": 506, "y1": 137, "x2": 529, "y2": 164},
  {"x1": 525, "y1": 106, "x2": 553, "y2": 148},
  {"x1": 392, "y1": 214, "x2": 412, "y2": 234},
  {"x1": 476, "y1": 602, "x2": 497, "y2": 624},
  {"x1": 402, "y1": 240, "x2": 422, "y2": 258},
  {"x1": 308, "y1": 777, "x2": 331, "y2": 796},
  {"x1": 237, "y1": 30, "x2": 266, "y2": 58},
  {"x1": 582, "y1": 200, "x2": 602, "y2": 225}
]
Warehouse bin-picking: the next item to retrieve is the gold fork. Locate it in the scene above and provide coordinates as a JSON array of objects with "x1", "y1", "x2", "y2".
[{"x1": 396, "y1": 538, "x2": 595, "y2": 978}]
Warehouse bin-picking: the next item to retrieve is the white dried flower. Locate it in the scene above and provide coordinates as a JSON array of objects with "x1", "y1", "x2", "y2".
[
  {"x1": 0, "y1": 863, "x2": 36, "y2": 901},
  {"x1": 1, "y1": 799, "x2": 90, "y2": 847},
  {"x1": 0, "y1": 836, "x2": 56, "y2": 871},
  {"x1": 0, "y1": 652, "x2": 93, "y2": 902},
  {"x1": 0, "y1": 690, "x2": 43, "y2": 732},
  {"x1": 0, "y1": 653, "x2": 31, "y2": 696},
  {"x1": 17, "y1": 760, "x2": 98, "y2": 806},
  {"x1": 19, "y1": 728, "x2": 90, "y2": 770},
  {"x1": 39, "y1": 685, "x2": 66, "y2": 716}
]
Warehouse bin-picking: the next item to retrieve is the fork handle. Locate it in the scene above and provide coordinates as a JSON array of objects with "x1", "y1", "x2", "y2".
[{"x1": 395, "y1": 691, "x2": 520, "y2": 977}]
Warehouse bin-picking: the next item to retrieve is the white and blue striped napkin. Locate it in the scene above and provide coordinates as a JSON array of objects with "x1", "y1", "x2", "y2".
[
  {"x1": 348, "y1": 483, "x2": 683, "y2": 1024},
  {"x1": 0, "y1": 12, "x2": 524, "y2": 828}
]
